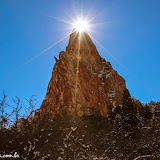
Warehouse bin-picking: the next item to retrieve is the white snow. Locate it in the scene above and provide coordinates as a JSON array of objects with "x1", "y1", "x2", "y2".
[
  {"x1": 97, "y1": 66, "x2": 112, "y2": 79},
  {"x1": 133, "y1": 155, "x2": 153, "y2": 160},
  {"x1": 48, "y1": 133, "x2": 52, "y2": 136},
  {"x1": 107, "y1": 90, "x2": 115, "y2": 98},
  {"x1": 106, "y1": 72, "x2": 111, "y2": 78},
  {"x1": 64, "y1": 144, "x2": 67, "y2": 148},
  {"x1": 33, "y1": 151, "x2": 40, "y2": 157},
  {"x1": 98, "y1": 74, "x2": 102, "y2": 78},
  {"x1": 24, "y1": 146, "x2": 27, "y2": 151},
  {"x1": 71, "y1": 126, "x2": 77, "y2": 131}
]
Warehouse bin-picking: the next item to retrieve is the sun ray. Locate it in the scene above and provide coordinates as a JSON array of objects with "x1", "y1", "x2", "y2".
[
  {"x1": 75, "y1": 33, "x2": 81, "y2": 107},
  {"x1": 85, "y1": 9, "x2": 104, "y2": 23},
  {"x1": 22, "y1": 30, "x2": 76, "y2": 66},
  {"x1": 67, "y1": 30, "x2": 78, "y2": 48},
  {"x1": 87, "y1": 21, "x2": 112, "y2": 27},
  {"x1": 83, "y1": 0, "x2": 98, "y2": 22},
  {"x1": 88, "y1": 33, "x2": 128, "y2": 70},
  {"x1": 80, "y1": 0, "x2": 83, "y2": 19},
  {"x1": 47, "y1": 16, "x2": 75, "y2": 26}
]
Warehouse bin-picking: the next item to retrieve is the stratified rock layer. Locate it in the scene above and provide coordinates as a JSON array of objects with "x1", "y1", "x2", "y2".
[{"x1": 40, "y1": 29, "x2": 126, "y2": 116}]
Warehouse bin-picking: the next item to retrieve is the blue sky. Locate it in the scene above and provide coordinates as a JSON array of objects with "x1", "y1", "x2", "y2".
[{"x1": 0, "y1": 0, "x2": 160, "y2": 108}]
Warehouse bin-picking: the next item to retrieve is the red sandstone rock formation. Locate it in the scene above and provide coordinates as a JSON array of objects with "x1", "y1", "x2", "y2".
[{"x1": 40, "y1": 29, "x2": 126, "y2": 117}]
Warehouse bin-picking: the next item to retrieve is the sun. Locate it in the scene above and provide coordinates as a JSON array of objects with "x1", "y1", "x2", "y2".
[{"x1": 73, "y1": 19, "x2": 88, "y2": 33}]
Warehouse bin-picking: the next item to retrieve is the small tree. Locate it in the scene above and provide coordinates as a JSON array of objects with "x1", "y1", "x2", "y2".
[
  {"x1": 139, "y1": 103, "x2": 152, "y2": 127},
  {"x1": 0, "y1": 91, "x2": 10, "y2": 129},
  {"x1": 12, "y1": 97, "x2": 22, "y2": 129},
  {"x1": 25, "y1": 95, "x2": 37, "y2": 120},
  {"x1": 152, "y1": 102, "x2": 160, "y2": 127},
  {"x1": 121, "y1": 89, "x2": 137, "y2": 132}
]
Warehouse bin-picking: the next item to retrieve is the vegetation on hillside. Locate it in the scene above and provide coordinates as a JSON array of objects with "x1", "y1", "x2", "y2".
[{"x1": 0, "y1": 90, "x2": 160, "y2": 159}]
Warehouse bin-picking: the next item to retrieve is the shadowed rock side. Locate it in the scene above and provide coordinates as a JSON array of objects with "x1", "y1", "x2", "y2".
[{"x1": 40, "y1": 29, "x2": 126, "y2": 117}]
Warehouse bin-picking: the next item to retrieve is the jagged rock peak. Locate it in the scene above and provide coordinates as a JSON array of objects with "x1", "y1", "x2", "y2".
[
  {"x1": 38, "y1": 29, "x2": 126, "y2": 118},
  {"x1": 66, "y1": 29, "x2": 97, "y2": 53}
]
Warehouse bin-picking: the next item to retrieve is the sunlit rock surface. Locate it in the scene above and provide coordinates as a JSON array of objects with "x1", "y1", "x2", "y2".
[{"x1": 40, "y1": 30, "x2": 126, "y2": 117}]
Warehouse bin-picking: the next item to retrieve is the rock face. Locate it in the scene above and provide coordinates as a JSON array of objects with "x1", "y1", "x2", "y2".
[{"x1": 40, "y1": 29, "x2": 126, "y2": 117}]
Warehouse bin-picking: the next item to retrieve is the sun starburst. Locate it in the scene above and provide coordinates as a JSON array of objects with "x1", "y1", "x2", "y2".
[
  {"x1": 73, "y1": 19, "x2": 88, "y2": 33},
  {"x1": 22, "y1": 5, "x2": 119, "y2": 68}
]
